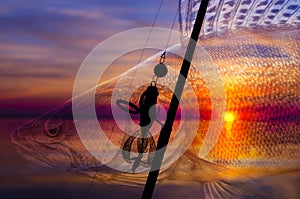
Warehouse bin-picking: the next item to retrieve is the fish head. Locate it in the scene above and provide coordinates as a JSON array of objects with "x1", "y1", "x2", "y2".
[
  {"x1": 9, "y1": 46, "x2": 198, "y2": 176},
  {"x1": 10, "y1": 101, "x2": 100, "y2": 171}
]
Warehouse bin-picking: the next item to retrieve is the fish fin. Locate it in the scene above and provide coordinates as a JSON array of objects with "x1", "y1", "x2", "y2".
[
  {"x1": 71, "y1": 165, "x2": 147, "y2": 187},
  {"x1": 201, "y1": 178, "x2": 287, "y2": 199},
  {"x1": 168, "y1": 152, "x2": 295, "y2": 198}
]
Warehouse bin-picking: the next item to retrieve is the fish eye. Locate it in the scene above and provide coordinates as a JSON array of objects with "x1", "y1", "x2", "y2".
[
  {"x1": 47, "y1": 127, "x2": 59, "y2": 137},
  {"x1": 44, "y1": 117, "x2": 63, "y2": 137}
]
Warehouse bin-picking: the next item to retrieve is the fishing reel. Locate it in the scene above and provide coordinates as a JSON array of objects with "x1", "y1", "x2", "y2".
[{"x1": 116, "y1": 52, "x2": 168, "y2": 173}]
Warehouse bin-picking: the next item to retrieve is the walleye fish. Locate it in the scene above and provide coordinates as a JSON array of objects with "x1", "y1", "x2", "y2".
[{"x1": 11, "y1": 0, "x2": 300, "y2": 198}]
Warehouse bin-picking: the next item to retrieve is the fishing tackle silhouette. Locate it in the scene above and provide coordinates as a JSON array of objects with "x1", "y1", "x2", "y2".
[{"x1": 116, "y1": 52, "x2": 168, "y2": 173}]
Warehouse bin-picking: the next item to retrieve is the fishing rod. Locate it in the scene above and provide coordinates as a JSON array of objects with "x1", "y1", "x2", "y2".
[{"x1": 141, "y1": 0, "x2": 210, "y2": 198}]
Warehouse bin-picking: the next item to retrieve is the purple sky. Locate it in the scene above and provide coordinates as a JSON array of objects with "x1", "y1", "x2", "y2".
[{"x1": 0, "y1": 0, "x2": 178, "y2": 118}]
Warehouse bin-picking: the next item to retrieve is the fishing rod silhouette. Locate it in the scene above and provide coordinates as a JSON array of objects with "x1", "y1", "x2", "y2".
[
  {"x1": 116, "y1": 52, "x2": 168, "y2": 173},
  {"x1": 141, "y1": 0, "x2": 210, "y2": 198},
  {"x1": 117, "y1": 0, "x2": 208, "y2": 195}
]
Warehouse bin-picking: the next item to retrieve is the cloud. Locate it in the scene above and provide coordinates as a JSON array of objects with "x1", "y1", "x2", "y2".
[
  {"x1": 0, "y1": 0, "x2": 179, "y2": 118},
  {"x1": 46, "y1": 7, "x2": 104, "y2": 20},
  {"x1": 0, "y1": 70, "x2": 67, "y2": 79}
]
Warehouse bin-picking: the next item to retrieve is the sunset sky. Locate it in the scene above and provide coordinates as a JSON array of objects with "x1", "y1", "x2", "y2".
[{"x1": 0, "y1": 0, "x2": 178, "y2": 118}]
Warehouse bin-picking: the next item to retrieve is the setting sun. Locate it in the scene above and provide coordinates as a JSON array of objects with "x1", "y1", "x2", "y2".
[{"x1": 224, "y1": 112, "x2": 235, "y2": 122}]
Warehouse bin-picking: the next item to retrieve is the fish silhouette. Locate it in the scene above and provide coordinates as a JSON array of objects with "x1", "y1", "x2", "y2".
[{"x1": 11, "y1": 0, "x2": 300, "y2": 198}]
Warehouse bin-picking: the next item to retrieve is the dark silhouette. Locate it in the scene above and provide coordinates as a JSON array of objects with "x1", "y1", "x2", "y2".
[
  {"x1": 117, "y1": 82, "x2": 159, "y2": 173},
  {"x1": 141, "y1": 0, "x2": 210, "y2": 198},
  {"x1": 117, "y1": 50, "x2": 169, "y2": 173}
]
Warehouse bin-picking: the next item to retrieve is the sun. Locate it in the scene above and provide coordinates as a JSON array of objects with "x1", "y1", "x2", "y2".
[{"x1": 224, "y1": 112, "x2": 235, "y2": 122}]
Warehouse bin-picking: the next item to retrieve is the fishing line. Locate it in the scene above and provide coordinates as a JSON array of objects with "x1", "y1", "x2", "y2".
[
  {"x1": 84, "y1": 125, "x2": 117, "y2": 199},
  {"x1": 84, "y1": 1, "x2": 166, "y2": 198},
  {"x1": 84, "y1": 171, "x2": 98, "y2": 199},
  {"x1": 120, "y1": 0, "x2": 166, "y2": 152},
  {"x1": 142, "y1": 0, "x2": 210, "y2": 197},
  {"x1": 111, "y1": 0, "x2": 166, "y2": 153},
  {"x1": 151, "y1": 5, "x2": 178, "y2": 83},
  {"x1": 128, "y1": 2, "x2": 178, "y2": 89},
  {"x1": 164, "y1": 6, "x2": 178, "y2": 51},
  {"x1": 128, "y1": 0, "x2": 165, "y2": 87}
]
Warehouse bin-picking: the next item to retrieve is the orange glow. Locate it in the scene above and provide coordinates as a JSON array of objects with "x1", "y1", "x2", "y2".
[
  {"x1": 224, "y1": 112, "x2": 235, "y2": 137},
  {"x1": 224, "y1": 112, "x2": 235, "y2": 122}
]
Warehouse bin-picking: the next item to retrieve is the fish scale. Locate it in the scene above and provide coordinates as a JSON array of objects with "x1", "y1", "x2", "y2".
[{"x1": 179, "y1": 0, "x2": 300, "y2": 40}]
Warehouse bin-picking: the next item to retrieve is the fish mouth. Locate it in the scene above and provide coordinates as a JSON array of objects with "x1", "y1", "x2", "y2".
[{"x1": 10, "y1": 126, "x2": 72, "y2": 171}]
